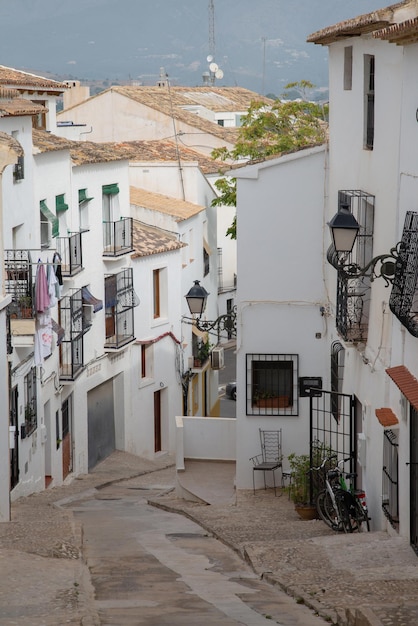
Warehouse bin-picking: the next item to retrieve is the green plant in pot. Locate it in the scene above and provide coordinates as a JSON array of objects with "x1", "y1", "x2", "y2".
[{"x1": 286, "y1": 440, "x2": 333, "y2": 519}]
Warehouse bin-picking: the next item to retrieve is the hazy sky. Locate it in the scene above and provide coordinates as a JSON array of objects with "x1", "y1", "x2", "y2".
[{"x1": 0, "y1": 1, "x2": 386, "y2": 94}]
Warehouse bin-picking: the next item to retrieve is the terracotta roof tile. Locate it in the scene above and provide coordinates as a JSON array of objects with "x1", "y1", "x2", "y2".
[
  {"x1": 0, "y1": 65, "x2": 67, "y2": 91},
  {"x1": 373, "y1": 16, "x2": 418, "y2": 44},
  {"x1": 33, "y1": 130, "x2": 224, "y2": 173},
  {"x1": 375, "y1": 408, "x2": 399, "y2": 427},
  {"x1": 0, "y1": 131, "x2": 23, "y2": 156},
  {"x1": 130, "y1": 186, "x2": 204, "y2": 221},
  {"x1": 307, "y1": 2, "x2": 406, "y2": 45},
  {"x1": 0, "y1": 98, "x2": 46, "y2": 118},
  {"x1": 131, "y1": 220, "x2": 185, "y2": 258},
  {"x1": 386, "y1": 365, "x2": 418, "y2": 411},
  {"x1": 63, "y1": 85, "x2": 273, "y2": 143}
]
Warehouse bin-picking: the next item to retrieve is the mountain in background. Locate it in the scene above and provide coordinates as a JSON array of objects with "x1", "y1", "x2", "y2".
[{"x1": 0, "y1": 0, "x2": 384, "y2": 98}]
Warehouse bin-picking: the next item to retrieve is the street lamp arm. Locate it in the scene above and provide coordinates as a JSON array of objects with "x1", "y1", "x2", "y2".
[
  {"x1": 182, "y1": 307, "x2": 237, "y2": 338},
  {"x1": 335, "y1": 242, "x2": 403, "y2": 287}
]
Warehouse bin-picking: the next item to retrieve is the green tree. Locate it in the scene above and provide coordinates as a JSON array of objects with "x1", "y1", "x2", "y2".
[{"x1": 211, "y1": 81, "x2": 328, "y2": 240}]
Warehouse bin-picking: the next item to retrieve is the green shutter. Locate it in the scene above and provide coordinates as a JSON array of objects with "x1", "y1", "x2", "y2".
[
  {"x1": 102, "y1": 183, "x2": 119, "y2": 195},
  {"x1": 40, "y1": 200, "x2": 59, "y2": 238},
  {"x1": 55, "y1": 194, "x2": 68, "y2": 213},
  {"x1": 78, "y1": 188, "x2": 93, "y2": 203}
]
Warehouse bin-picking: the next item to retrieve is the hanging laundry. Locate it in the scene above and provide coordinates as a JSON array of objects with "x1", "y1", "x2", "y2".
[
  {"x1": 53, "y1": 252, "x2": 63, "y2": 298},
  {"x1": 35, "y1": 260, "x2": 50, "y2": 313},
  {"x1": 47, "y1": 261, "x2": 58, "y2": 308}
]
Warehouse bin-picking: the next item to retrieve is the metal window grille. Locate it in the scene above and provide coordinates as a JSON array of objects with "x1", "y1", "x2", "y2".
[
  {"x1": 24, "y1": 367, "x2": 37, "y2": 436},
  {"x1": 104, "y1": 268, "x2": 136, "y2": 349},
  {"x1": 59, "y1": 288, "x2": 85, "y2": 380},
  {"x1": 246, "y1": 353, "x2": 299, "y2": 416},
  {"x1": 334, "y1": 190, "x2": 375, "y2": 343},
  {"x1": 382, "y1": 429, "x2": 399, "y2": 530}
]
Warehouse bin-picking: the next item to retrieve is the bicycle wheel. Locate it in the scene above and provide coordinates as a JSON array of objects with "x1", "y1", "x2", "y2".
[
  {"x1": 316, "y1": 490, "x2": 341, "y2": 531},
  {"x1": 336, "y1": 491, "x2": 356, "y2": 533}
]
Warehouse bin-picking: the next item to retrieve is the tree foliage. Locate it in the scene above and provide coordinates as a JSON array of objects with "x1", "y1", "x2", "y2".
[{"x1": 211, "y1": 81, "x2": 328, "y2": 239}]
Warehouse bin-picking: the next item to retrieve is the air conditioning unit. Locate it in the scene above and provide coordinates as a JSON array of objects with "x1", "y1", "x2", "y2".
[{"x1": 211, "y1": 346, "x2": 224, "y2": 370}]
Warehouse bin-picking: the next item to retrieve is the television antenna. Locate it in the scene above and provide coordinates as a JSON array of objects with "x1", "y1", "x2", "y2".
[{"x1": 204, "y1": 1, "x2": 223, "y2": 86}]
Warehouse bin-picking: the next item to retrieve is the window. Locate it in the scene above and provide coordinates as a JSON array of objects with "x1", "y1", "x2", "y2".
[
  {"x1": 246, "y1": 354, "x2": 298, "y2": 416},
  {"x1": 13, "y1": 155, "x2": 24, "y2": 182},
  {"x1": 344, "y1": 46, "x2": 353, "y2": 90},
  {"x1": 24, "y1": 367, "x2": 37, "y2": 437},
  {"x1": 78, "y1": 188, "x2": 93, "y2": 231},
  {"x1": 141, "y1": 342, "x2": 154, "y2": 380},
  {"x1": 152, "y1": 267, "x2": 167, "y2": 320},
  {"x1": 330, "y1": 341, "x2": 345, "y2": 422},
  {"x1": 59, "y1": 288, "x2": 86, "y2": 380},
  {"x1": 153, "y1": 269, "x2": 160, "y2": 318},
  {"x1": 104, "y1": 268, "x2": 138, "y2": 349},
  {"x1": 329, "y1": 190, "x2": 375, "y2": 343},
  {"x1": 40, "y1": 200, "x2": 59, "y2": 248},
  {"x1": 364, "y1": 55, "x2": 375, "y2": 149},
  {"x1": 31, "y1": 100, "x2": 47, "y2": 130},
  {"x1": 382, "y1": 429, "x2": 399, "y2": 530}
]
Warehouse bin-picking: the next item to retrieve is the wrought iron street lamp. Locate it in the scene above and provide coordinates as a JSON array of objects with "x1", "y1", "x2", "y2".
[
  {"x1": 328, "y1": 206, "x2": 402, "y2": 286},
  {"x1": 184, "y1": 280, "x2": 236, "y2": 337}
]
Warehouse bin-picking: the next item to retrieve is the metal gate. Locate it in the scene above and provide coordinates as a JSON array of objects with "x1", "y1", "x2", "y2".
[
  {"x1": 410, "y1": 406, "x2": 418, "y2": 553},
  {"x1": 310, "y1": 389, "x2": 356, "y2": 476}
]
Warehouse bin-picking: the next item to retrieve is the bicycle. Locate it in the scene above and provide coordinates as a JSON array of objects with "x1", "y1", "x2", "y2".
[{"x1": 313, "y1": 456, "x2": 370, "y2": 532}]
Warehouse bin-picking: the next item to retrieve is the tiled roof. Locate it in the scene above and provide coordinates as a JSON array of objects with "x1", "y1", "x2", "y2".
[
  {"x1": 32, "y1": 130, "x2": 224, "y2": 173},
  {"x1": 0, "y1": 65, "x2": 67, "y2": 91},
  {"x1": 375, "y1": 408, "x2": 399, "y2": 427},
  {"x1": 307, "y1": 1, "x2": 407, "y2": 45},
  {"x1": 0, "y1": 131, "x2": 23, "y2": 156},
  {"x1": 0, "y1": 98, "x2": 46, "y2": 118},
  {"x1": 130, "y1": 186, "x2": 204, "y2": 221},
  {"x1": 131, "y1": 220, "x2": 185, "y2": 259},
  {"x1": 386, "y1": 365, "x2": 418, "y2": 411},
  {"x1": 65, "y1": 85, "x2": 273, "y2": 143},
  {"x1": 374, "y1": 16, "x2": 418, "y2": 44},
  {"x1": 110, "y1": 140, "x2": 224, "y2": 175}
]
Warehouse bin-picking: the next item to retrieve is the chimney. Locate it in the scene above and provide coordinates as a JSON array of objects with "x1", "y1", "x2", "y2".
[{"x1": 62, "y1": 80, "x2": 90, "y2": 110}]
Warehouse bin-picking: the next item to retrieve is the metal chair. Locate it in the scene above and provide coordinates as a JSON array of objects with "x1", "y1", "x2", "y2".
[{"x1": 250, "y1": 429, "x2": 283, "y2": 496}]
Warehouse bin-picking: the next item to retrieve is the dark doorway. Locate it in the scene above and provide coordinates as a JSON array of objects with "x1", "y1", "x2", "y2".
[
  {"x1": 9, "y1": 385, "x2": 19, "y2": 490},
  {"x1": 154, "y1": 390, "x2": 161, "y2": 453},
  {"x1": 410, "y1": 405, "x2": 418, "y2": 553}
]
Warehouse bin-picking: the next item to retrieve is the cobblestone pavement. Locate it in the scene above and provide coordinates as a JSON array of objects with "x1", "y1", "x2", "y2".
[{"x1": 1, "y1": 451, "x2": 418, "y2": 625}]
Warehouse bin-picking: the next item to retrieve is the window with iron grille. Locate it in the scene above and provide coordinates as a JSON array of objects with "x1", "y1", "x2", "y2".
[
  {"x1": 13, "y1": 155, "x2": 24, "y2": 182},
  {"x1": 246, "y1": 354, "x2": 298, "y2": 416},
  {"x1": 105, "y1": 268, "x2": 137, "y2": 349},
  {"x1": 59, "y1": 288, "x2": 85, "y2": 380},
  {"x1": 364, "y1": 55, "x2": 375, "y2": 149},
  {"x1": 24, "y1": 367, "x2": 37, "y2": 436},
  {"x1": 382, "y1": 429, "x2": 399, "y2": 530},
  {"x1": 330, "y1": 341, "x2": 345, "y2": 422},
  {"x1": 330, "y1": 190, "x2": 375, "y2": 343}
]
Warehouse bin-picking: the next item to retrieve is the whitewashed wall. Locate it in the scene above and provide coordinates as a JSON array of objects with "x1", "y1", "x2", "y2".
[{"x1": 233, "y1": 146, "x2": 328, "y2": 489}]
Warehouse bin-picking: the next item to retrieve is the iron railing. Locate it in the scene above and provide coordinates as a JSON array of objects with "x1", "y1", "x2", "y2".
[{"x1": 103, "y1": 217, "x2": 133, "y2": 257}]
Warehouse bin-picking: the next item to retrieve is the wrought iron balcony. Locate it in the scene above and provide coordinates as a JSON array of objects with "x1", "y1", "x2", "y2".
[
  {"x1": 56, "y1": 231, "x2": 83, "y2": 277},
  {"x1": 103, "y1": 217, "x2": 134, "y2": 257}
]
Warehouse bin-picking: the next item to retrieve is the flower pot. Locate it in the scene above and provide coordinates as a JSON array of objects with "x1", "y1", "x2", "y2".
[
  {"x1": 255, "y1": 396, "x2": 290, "y2": 408},
  {"x1": 295, "y1": 504, "x2": 319, "y2": 520}
]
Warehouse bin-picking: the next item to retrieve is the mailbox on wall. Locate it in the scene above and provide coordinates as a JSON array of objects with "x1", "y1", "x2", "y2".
[{"x1": 299, "y1": 377, "x2": 323, "y2": 397}]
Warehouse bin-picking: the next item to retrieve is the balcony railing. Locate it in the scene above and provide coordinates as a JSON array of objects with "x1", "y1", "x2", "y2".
[
  {"x1": 103, "y1": 217, "x2": 133, "y2": 257},
  {"x1": 56, "y1": 231, "x2": 83, "y2": 277},
  {"x1": 59, "y1": 288, "x2": 89, "y2": 381},
  {"x1": 5, "y1": 249, "x2": 34, "y2": 320}
]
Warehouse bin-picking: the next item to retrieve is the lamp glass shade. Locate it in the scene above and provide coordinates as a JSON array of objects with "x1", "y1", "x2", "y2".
[
  {"x1": 185, "y1": 280, "x2": 209, "y2": 316},
  {"x1": 328, "y1": 208, "x2": 360, "y2": 253}
]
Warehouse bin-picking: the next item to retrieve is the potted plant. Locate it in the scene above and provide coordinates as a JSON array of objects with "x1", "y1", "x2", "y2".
[
  {"x1": 18, "y1": 295, "x2": 33, "y2": 319},
  {"x1": 286, "y1": 441, "x2": 333, "y2": 519},
  {"x1": 253, "y1": 389, "x2": 290, "y2": 408},
  {"x1": 197, "y1": 339, "x2": 211, "y2": 364},
  {"x1": 287, "y1": 452, "x2": 317, "y2": 519}
]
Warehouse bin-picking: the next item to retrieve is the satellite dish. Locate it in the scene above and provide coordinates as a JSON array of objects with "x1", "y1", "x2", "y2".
[
  {"x1": 207, "y1": 55, "x2": 213, "y2": 63},
  {"x1": 215, "y1": 69, "x2": 224, "y2": 80},
  {"x1": 209, "y1": 62, "x2": 218, "y2": 73}
]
